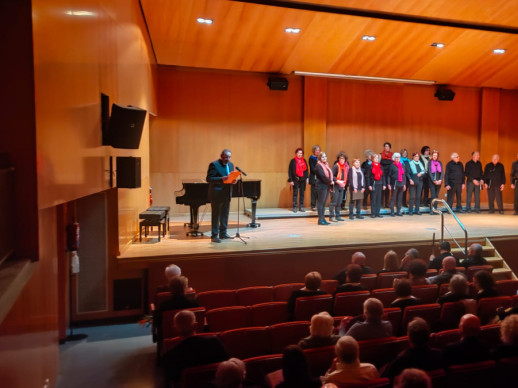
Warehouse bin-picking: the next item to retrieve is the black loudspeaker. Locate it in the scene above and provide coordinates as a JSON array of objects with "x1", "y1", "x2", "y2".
[
  {"x1": 108, "y1": 103, "x2": 147, "y2": 149},
  {"x1": 116, "y1": 157, "x2": 141, "y2": 188},
  {"x1": 113, "y1": 278, "x2": 142, "y2": 311},
  {"x1": 434, "y1": 88, "x2": 455, "y2": 101},
  {"x1": 267, "y1": 77, "x2": 289, "y2": 91}
]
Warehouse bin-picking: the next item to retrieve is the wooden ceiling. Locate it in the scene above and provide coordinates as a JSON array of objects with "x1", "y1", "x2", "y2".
[{"x1": 140, "y1": 0, "x2": 518, "y2": 89}]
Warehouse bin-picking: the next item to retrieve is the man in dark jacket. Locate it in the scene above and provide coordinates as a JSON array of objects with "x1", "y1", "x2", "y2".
[
  {"x1": 464, "y1": 151, "x2": 484, "y2": 213},
  {"x1": 461, "y1": 243, "x2": 488, "y2": 268},
  {"x1": 444, "y1": 152, "x2": 465, "y2": 212},
  {"x1": 511, "y1": 153, "x2": 518, "y2": 215},
  {"x1": 484, "y1": 154, "x2": 506, "y2": 214},
  {"x1": 443, "y1": 314, "x2": 490, "y2": 366}
]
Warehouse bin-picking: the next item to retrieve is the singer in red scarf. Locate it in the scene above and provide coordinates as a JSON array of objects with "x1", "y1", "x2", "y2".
[
  {"x1": 380, "y1": 142, "x2": 394, "y2": 208},
  {"x1": 288, "y1": 148, "x2": 309, "y2": 213},
  {"x1": 366, "y1": 154, "x2": 386, "y2": 218},
  {"x1": 329, "y1": 152, "x2": 349, "y2": 222},
  {"x1": 388, "y1": 153, "x2": 408, "y2": 216},
  {"x1": 315, "y1": 152, "x2": 334, "y2": 225}
]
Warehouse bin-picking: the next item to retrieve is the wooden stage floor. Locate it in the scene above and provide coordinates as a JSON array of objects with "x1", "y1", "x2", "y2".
[{"x1": 119, "y1": 206, "x2": 518, "y2": 260}]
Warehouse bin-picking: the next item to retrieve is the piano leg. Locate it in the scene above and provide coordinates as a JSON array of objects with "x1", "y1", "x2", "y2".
[
  {"x1": 246, "y1": 198, "x2": 261, "y2": 228},
  {"x1": 186, "y1": 206, "x2": 204, "y2": 237}
]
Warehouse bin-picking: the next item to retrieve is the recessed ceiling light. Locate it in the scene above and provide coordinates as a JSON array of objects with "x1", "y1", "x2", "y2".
[
  {"x1": 285, "y1": 28, "x2": 301, "y2": 34},
  {"x1": 197, "y1": 18, "x2": 213, "y2": 25},
  {"x1": 362, "y1": 35, "x2": 376, "y2": 41},
  {"x1": 493, "y1": 48, "x2": 506, "y2": 54},
  {"x1": 65, "y1": 10, "x2": 95, "y2": 16},
  {"x1": 431, "y1": 42, "x2": 445, "y2": 48}
]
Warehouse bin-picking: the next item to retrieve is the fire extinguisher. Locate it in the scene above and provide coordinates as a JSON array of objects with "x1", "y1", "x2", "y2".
[{"x1": 149, "y1": 186, "x2": 153, "y2": 206}]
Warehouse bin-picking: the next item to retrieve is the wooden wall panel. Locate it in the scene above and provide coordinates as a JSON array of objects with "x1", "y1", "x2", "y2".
[{"x1": 497, "y1": 90, "x2": 518, "y2": 203}]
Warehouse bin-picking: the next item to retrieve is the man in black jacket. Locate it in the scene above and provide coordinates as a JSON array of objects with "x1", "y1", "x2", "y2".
[
  {"x1": 444, "y1": 152, "x2": 465, "y2": 212},
  {"x1": 511, "y1": 153, "x2": 518, "y2": 215},
  {"x1": 464, "y1": 151, "x2": 484, "y2": 213},
  {"x1": 484, "y1": 154, "x2": 506, "y2": 214}
]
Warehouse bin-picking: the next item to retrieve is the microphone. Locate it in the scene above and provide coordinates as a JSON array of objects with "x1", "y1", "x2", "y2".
[{"x1": 236, "y1": 166, "x2": 247, "y2": 176}]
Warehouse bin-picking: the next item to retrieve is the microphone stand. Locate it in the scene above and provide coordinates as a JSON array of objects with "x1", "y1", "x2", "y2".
[{"x1": 233, "y1": 176, "x2": 249, "y2": 244}]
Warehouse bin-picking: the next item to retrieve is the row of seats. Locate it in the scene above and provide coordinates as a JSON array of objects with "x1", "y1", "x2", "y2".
[{"x1": 177, "y1": 327, "x2": 510, "y2": 388}]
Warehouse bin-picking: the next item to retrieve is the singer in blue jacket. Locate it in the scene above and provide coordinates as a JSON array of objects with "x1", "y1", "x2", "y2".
[{"x1": 206, "y1": 149, "x2": 236, "y2": 243}]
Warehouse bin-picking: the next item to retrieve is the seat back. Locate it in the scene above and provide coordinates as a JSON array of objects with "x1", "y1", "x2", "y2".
[
  {"x1": 383, "y1": 307, "x2": 402, "y2": 336},
  {"x1": 477, "y1": 296, "x2": 513, "y2": 325},
  {"x1": 377, "y1": 272, "x2": 408, "y2": 288},
  {"x1": 196, "y1": 290, "x2": 237, "y2": 311},
  {"x1": 269, "y1": 321, "x2": 310, "y2": 353},
  {"x1": 161, "y1": 332, "x2": 218, "y2": 357},
  {"x1": 219, "y1": 326, "x2": 271, "y2": 359},
  {"x1": 161, "y1": 307, "x2": 206, "y2": 340},
  {"x1": 320, "y1": 279, "x2": 339, "y2": 294},
  {"x1": 426, "y1": 269, "x2": 438, "y2": 278},
  {"x1": 446, "y1": 360, "x2": 496, "y2": 387},
  {"x1": 495, "y1": 279, "x2": 518, "y2": 296},
  {"x1": 273, "y1": 283, "x2": 304, "y2": 301},
  {"x1": 371, "y1": 288, "x2": 397, "y2": 308},
  {"x1": 244, "y1": 354, "x2": 283, "y2": 387},
  {"x1": 154, "y1": 291, "x2": 172, "y2": 308},
  {"x1": 411, "y1": 284, "x2": 439, "y2": 304},
  {"x1": 360, "y1": 274, "x2": 378, "y2": 291},
  {"x1": 439, "y1": 301, "x2": 466, "y2": 330},
  {"x1": 358, "y1": 336, "x2": 400, "y2": 368},
  {"x1": 513, "y1": 294, "x2": 518, "y2": 308},
  {"x1": 181, "y1": 361, "x2": 221, "y2": 388},
  {"x1": 496, "y1": 356, "x2": 518, "y2": 387},
  {"x1": 439, "y1": 283, "x2": 450, "y2": 296},
  {"x1": 304, "y1": 345, "x2": 336, "y2": 378},
  {"x1": 294, "y1": 294, "x2": 333, "y2": 321},
  {"x1": 236, "y1": 286, "x2": 274, "y2": 306},
  {"x1": 206, "y1": 306, "x2": 250, "y2": 332},
  {"x1": 430, "y1": 328, "x2": 461, "y2": 348},
  {"x1": 479, "y1": 324, "x2": 502, "y2": 348},
  {"x1": 401, "y1": 303, "x2": 441, "y2": 334},
  {"x1": 466, "y1": 265, "x2": 493, "y2": 282},
  {"x1": 333, "y1": 291, "x2": 371, "y2": 317},
  {"x1": 250, "y1": 301, "x2": 289, "y2": 326}
]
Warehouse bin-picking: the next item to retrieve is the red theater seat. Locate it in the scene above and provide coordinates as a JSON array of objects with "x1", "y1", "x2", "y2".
[
  {"x1": 294, "y1": 294, "x2": 333, "y2": 321},
  {"x1": 430, "y1": 328, "x2": 461, "y2": 348},
  {"x1": 411, "y1": 284, "x2": 439, "y2": 304},
  {"x1": 440, "y1": 301, "x2": 466, "y2": 330},
  {"x1": 273, "y1": 283, "x2": 304, "y2": 302},
  {"x1": 334, "y1": 291, "x2": 371, "y2": 317},
  {"x1": 371, "y1": 288, "x2": 397, "y2": 308},
  {"x1": 360, "y1": 274, "x2": 378, "y2": 291},
  {"x1": 219, "y1": 326, "x2": 271, "y2": 359},
  {"x1": 206, "y1": 306, "x2": 250, "y2": 332},
  {"x1": 250, "y1": 301, "x2": 289, "y2": 326},
  {"x1": 495, "y1": 279, "x2": 518, "y2": 297},
  {"x1": 181, "y1": 361, "x2": 221, "y2": 388},
  {"x1": 244, "y1": 354, "x2": 283, "y2": 387},
  {"x1": 269, "y1": 321, "x2": 310, "y2": 354},
  {"x1": 477, "y1": 296, "x2": 512, "y2": 325},
  {"x1": 377, "y1": 272, "x2": 407, "y2": 289},
  {"x1": 320, "y1": 279, "x2": 339, "y2": 294},
  {"x1": 304, "y1": 345, "x2": 336, "y2": 378},
  {"x1": 401, "y1": 303, "x2": 441, "y2": 334},
  {"x1": 236, "y1": 286, "x2": 274, "y2": 306},
  {"x1": 196, "y1": 289, "x2": 237, "y2": 311}
]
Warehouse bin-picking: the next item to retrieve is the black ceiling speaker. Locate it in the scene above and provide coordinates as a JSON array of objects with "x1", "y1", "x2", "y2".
[
  {"x1": 267, "y1": 77, "x2": 289, "y2": 91},
  {"x1": 434, "y1": 88, "x2": 455, "y2": 101}
]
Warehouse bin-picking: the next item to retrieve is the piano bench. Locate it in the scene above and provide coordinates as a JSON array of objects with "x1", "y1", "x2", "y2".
[
  {"x1": 147, "y1": 206, "x2": 171, "y2": 232},
  {"x1": 139, "y1": 219, "x2": 166, "y2": 242}
]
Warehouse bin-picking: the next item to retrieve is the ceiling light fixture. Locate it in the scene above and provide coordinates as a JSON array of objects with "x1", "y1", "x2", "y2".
[
  {"x1": 65, "y1": 10, "x2": 95, "y2": 16},
  {"x1": 293, "y1": 71, "x2": 436, "y2": 85},
  {"x1": 362, "y1": 35, "x2": 376, "y2": 41},
  {"x1": 197, "y1": 18, "x2": 213, "y2": 24},
  {"x1": 431, "y1": 42, "x2": 445, "y2": 48},
  {"x1": 285, "y1": 28, "x2": 301, "y2": 34},
  {"x1": 493, "y1": 48, "x2": 506, "y2": 54}
]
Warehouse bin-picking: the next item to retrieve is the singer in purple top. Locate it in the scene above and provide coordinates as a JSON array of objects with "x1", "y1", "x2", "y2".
[{"x1": 427, "y1": 150, "x2": 444, "y2": 214}]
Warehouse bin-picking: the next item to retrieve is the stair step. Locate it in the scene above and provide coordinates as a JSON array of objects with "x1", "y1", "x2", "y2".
[
  {"x1": 451, "y1": 246, "x2": 495, "y2": 257},
  {"x1": 493, "y1": 268, "x2": 513, "y2": 281},
  {"x1": 486, "y1": 257, "x2": 504, "y2": 268}
]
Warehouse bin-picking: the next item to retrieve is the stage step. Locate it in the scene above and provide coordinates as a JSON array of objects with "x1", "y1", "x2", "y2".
[{"x1": 493, "y1": 268, "x2": 514, "y2": 281}]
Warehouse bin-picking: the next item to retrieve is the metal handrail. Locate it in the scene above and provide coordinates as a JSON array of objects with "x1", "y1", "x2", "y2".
[{"x1": 430, "y1": 198, "x2": 468, "y2": 255}]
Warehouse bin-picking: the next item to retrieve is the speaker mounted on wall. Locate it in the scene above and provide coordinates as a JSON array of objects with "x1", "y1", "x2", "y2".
[
  {"x1": 434, "y1": 87, "x2": 455, "y2": 101},
  {"x1": 267, "y1": 77, "x2": 289, "y2": 91},
  {"x1": 116, "y1": 157, "x2": 141, "y2": 188}
]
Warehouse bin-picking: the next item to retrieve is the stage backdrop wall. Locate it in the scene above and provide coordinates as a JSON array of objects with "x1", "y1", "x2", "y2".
[{"x1": 151, "y1": 67, "x2": 518, "y2": 214}]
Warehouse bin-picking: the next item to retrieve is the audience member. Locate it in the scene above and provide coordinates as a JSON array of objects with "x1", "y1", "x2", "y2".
[
  {"x1": 287, "y1": 271, "x2": 327, "y2": 318},
  {"x1": 407, "y1": 259, "x2": 430, "y2": 286},
  {"x1": 162, "y1": 310, "x2": 229, "y2": 385},
  {"x1": 275, "y1": 345, "x2": 320, "y2": 388},
  {"x1": 334, "y1": 264, "x2": 367, "y2": 295},
  {"x1": 214, "y1": 358, "x2": 246, "y2": 388},
  {"x1": 443, "y1": 314, "x2": 490, "y2": 366},
  {"x1": 390, "y1": 279, "x2": 423, "y2": 310},
  {"x1": 321, "y1": 336, "x2": 379, "y2": 385},
  {"x1": 436, "y1": 274, "x2": 471, "y2": 304},
  {"x1": 382, "y1": 317, "x2": 444, "y2": 378},
  {"x1": 333, "y1": 252, "x2": 373, "y2": 284},
  {"x1": 298, "y1": 312, "x2": 340, "y2": 350},
  {"x1": 400, "y1": 248, "x2": 420, "y2": 271},
  {"x1": 461, "y1": 243, "x2": 488, "y2": 268},
  {"x1": 156, "y1": 264, "x2": 182, "y2": 292},
  {"x1": 492, "y1": 314, "x2": 518, "y2": 360},
  {"x1": 343, "y1": 298, "x2": 393, "y2": 340},
  {"x1": 429, "y1": 257, "x2": 460, "y2": 285},
  {"x1": 429, "y1": 241, "x2": 459, "y2": 269},
  {"x1": 473, "y1": 270, "x2": 498, "y2": 301},
  {"x1": 378, "y1": 250, "x2": 400, "y2": 274},
  {"x1": 394, "y1": 368, "x2": 431, "y2": 388}
]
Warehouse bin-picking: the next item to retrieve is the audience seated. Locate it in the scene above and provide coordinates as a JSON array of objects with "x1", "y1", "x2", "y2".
[
  {"x1": 334, "y1": 264, "x2": 367, "y2": 295},
  {"x1": 436, "y1": 274, "x2": 471, "y2": 304},
  {"x1": 298, "y1": 312, "x2": 340, "y2": 350},
  {"x1": 399, "y1": 248, "x2": 420, "y2": 271},
  {"x1": 429, "y1": 257, "x2": 462, "y2": 285},
  {"x1": 321, "y1": 336, "x2": 379, "y2": 385},
  {"x1": 491, "y1": 314, "x2": 518, "y2": 360},
  {"x1": 214, "y1": 358, "x2": 246, "y2": 388},
  {"x1": 407, "y1": 259, "x2": 430, "y2": 286},
  {"x1": 162, "y1": 310, "x2": 229, "y2": 385},
  {"x1": 461, "y1": 243, "x2": 488, "y2": 268},
  {"x1": 429, "y1": 241, "x2": 458, "y2": 270},
  {"x1": 342, "y1": 298, "x2": 392, "y2": 341},
  {"x1": 156, "y1": 264, "x2": 182, "y2": 292},
  {"x1": 394, "y1": 368, "x2": 431, "y2": 388},
  {"x1": 275, "y1": 345, "x2": 320, "y2": 388},
  {"x1": 287, "y1": 272, "x2": 327, "y2": 318},
  {"x1": 382, "y1": 317, "x2": 444, "y2": 378},
  {"x1": 390, "y1": 279, "x2": 423, "y2": 310},
  {"x1": 442, "y1": 314, "x2": 490, "y2": 366},
  {"x1": 473, "y1": 270, "x2": 498, "y2": 301},
  {"x1": 333, "y1": 252, "x2": 373, "y2": 285},
  {"x1": 378, "y1": 250, "x2": 400, "y2": 274},
  {"x1": 154, "y1": 275, "x2": 199, "y2": 332}
]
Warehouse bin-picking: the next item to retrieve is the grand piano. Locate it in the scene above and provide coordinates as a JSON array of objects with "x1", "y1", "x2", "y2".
[{"x1": 175, "y1": 179, "x2": 261, "y2": 236}]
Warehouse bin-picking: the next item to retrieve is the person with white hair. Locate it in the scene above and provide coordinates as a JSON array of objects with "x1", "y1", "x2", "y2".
[
  {"x1": 156, "y1": 264, "x2": 182, "y2": 292},
  {"x1": 444, "y1": 152, "x2": 465, "y2": 213},
  {"x1": 214, "y1": 358, "x2": 246, "y2": 388},
  {"x1": 388, "y1": 152, "x2": 409, "y2": 216},
  {"x1": 298, "y1": 312, "x2": 340, "y2": 349}
]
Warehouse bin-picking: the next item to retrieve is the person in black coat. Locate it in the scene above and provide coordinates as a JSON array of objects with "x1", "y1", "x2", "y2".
[
  {"x1": 461, "y1": 243, "x2": 488, "y2": 268},
  {"x1": 348, "y1": 158, "x2": 366, "y2": 219},
  {"x1": 288, "y1": 148, "x2": 309, "y2": 213},
  {"x1": 388, "y1": 153, "x2": 409, "y2": 216},
  {"x1": 315, "y1": 152, "x2": 334, "y2": 225},
  {"x1": 465, "y1": 151, "x2": 484, "y2": 213},
  {"x1": 444, "y1": 152, "x2": 465, "y2": 213},
  {"x1": 427, "y1": 150, "x2": 444, "y2": 214},
  {"x1": 511, "y1": 153, "x2": 518, "y2": 215},
  {"x1": 329, "y1": 152, "x2": 348, "y2": 222},
  {"x1": 366, "y1": 153, "x2": 386, "y2": 218},
  {"x1": 308, "y1": 145, "x2": 321, "y2": 211},
  {"x1": 206, "y1": 149, "x2": 236, "y2": 242},
  {"x1": 407, "y1": 152, "x2": 426, "y2": 215},
  {"x1": 483, "y1": 154, "x2": 506, "y2": 214},
  {"x1": 443, "y1": 314, "x2": 490, "y2": 366},
  {"x1": 287, "y1": 271, "x2": 327, "y2": 319}
]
